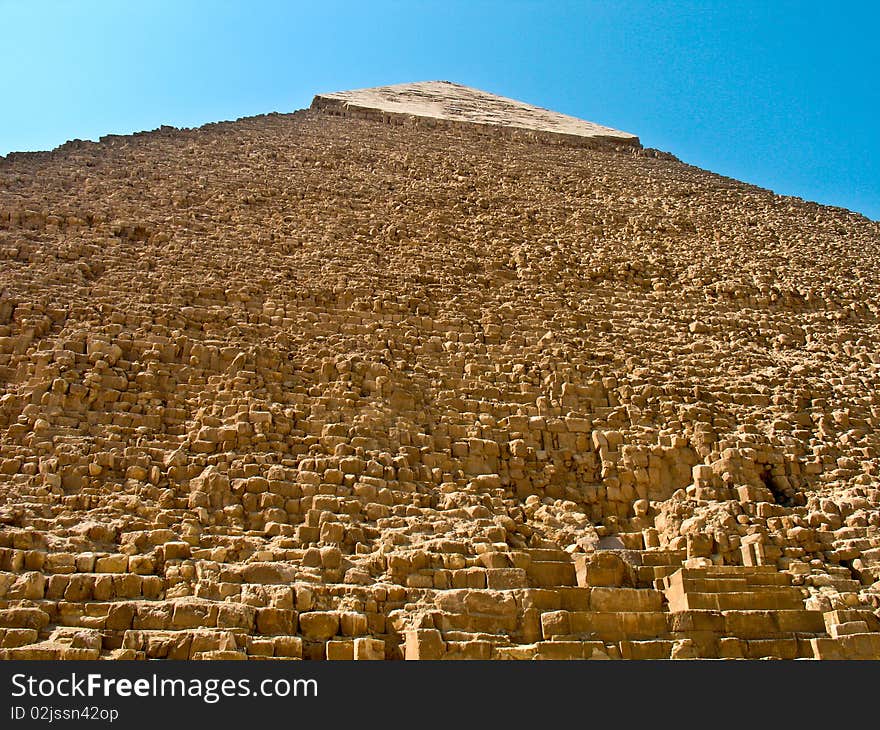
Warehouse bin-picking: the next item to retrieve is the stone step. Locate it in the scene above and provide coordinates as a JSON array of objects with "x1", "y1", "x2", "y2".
[
  {"x1": 525, "y1": 560, "x2": 577, "y2": 588},
  {"x1": 806, "y1": 574, "x2": 862, "y2": 592},
  {"x1": 615, "y1": 532, "x2": 646, "y2": 550},
  {"x1": 120, "y1": 628, "x2": 248, "y2": 659},
  {"x1": 829, "y1": 621, "x2": 871, "y2": 638},
  {"x1": 666, "y1": 588, "x2": 805, "y2": 612},
  {"x1": 492, "y1": 640, "x2": 610, "y2": 660},
  {"x1": 639, "y1": 549, "x2": 687, "y2": 567},
  {"x1": 517, "y1": 586, "x2": 591, "y2": 612},
  {"x1": 541, "y1": 610, "x2": 669, "y2": 641},
  {"x1": 685, "y1": 564, "x2": 778, "y2": 574},
  {"x1": 441, "y1": 630, "x2": 513, "y2": 644},
  {"x1": 573, "y1": 552, "x2": 634, "y2": 587},
  {"x1": 528, "y1": 640, "x2": 609, "y2": 660},
  {"x1": 485, "y1": 568, "x2": 529, "y2": 589},
  {"x1": 0, "y1": 627, "x2": 40, "y2": 648},
  {"x1": 696, "y1": 570, "x2": 794, "y2": 588},
  {"x1": 721, "y1": 609, "x2": 827, "y2": 638},
  {"x1": 666, "y1": 565, "x2": 790, "y2": 585},
  {"x1": 522, "y1": 548, "x2": 572, "y2": 563},
  {"x1": 435, "y1": 611, "x2": 518, "y2": 634},
  {"x1": 635, "y1": 565, "x2": 680, "y2": 586},
  {"x1": 324, "y1": 637, "x2": 386, "y2": 660},
  {"x1": 444, "y1": 638, "x2": 505, "y2": 660},
  {"x1": 738, "y1": 637, "x2": 806, "y2": 659},
  {"x1": 39, "y1": 599, "x2": 269, "y2": 633},
  {"x1": 810, "y1": 633, "x2": 880, "y2": 660},
  {"x1": 668, "y1": 608, "x2": 826, "y2": 635},
  {"x1": 823, "y1": 609, "x2": 880, "y2": 633},
  {"x1": 0, "y1": 607, "x2": 50, "y2": 630},
  {"x1": 667, "y1": 575, "x2": 750, "y2": 592},
  {"x1": 43, "y1": 572, "x2": 164, "y2": 601},
  {"x1": 0, "y1": 644, "x2": 74, "y2": 660},
  {"x1": 619, "y1": 639, "x2": 676, "y2": 660}
]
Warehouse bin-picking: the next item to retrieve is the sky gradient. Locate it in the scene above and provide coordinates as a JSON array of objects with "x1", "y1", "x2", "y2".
[{"x1": 1, "y1": 1, "x2": 877, "y2": 220}]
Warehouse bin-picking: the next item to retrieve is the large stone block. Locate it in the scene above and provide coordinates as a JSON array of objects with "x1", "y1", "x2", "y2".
[
  {"x1": 299, "y1": 611, "x2": 339, "y2": 641},
  {"x1": 404, "y1": 629, "x2": 445, "y2": 660}
]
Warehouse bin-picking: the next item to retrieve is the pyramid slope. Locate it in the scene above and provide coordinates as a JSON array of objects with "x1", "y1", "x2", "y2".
[
  {"x1": 0, "y1": 99, "x2": 879, "y2": 661},
  {"x1": 312, "y1": 80, "x2": 640, "y2": 147}
]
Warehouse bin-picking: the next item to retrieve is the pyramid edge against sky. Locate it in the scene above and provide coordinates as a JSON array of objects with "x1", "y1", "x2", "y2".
[
  {"x1": 311, "y1": 81, "x2": 641, "y2": 148},
  {"x1": 3, "y1": 70, "x2": 880, "y2": 665}
]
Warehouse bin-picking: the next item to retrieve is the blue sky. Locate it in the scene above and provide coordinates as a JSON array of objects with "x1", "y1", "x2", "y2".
[{"x1": 1, "y1": 1, "x2": 877, "y2": 220}]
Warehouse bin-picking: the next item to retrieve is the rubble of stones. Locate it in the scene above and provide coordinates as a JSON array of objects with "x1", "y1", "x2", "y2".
[{"x1": 0, "y1": 106, "x2": 879, "y2": 660}]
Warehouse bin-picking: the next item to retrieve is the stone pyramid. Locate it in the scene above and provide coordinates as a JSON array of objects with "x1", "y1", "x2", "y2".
[
  {"x1": 312, "y1": 80, "x2": 640, "y2": 147},
  {"x1": 0, "y1": 81, "x2": 878, "y2": 661}
]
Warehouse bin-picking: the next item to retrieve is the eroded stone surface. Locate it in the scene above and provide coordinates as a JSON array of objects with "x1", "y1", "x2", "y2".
[{"x1": 0, "y1": 88, "x2": 879, "y2": 660}]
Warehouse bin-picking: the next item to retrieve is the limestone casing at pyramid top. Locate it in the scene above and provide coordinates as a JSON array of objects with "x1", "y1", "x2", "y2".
[{"x1": 311, "y1": 80, "x2": 640, "y2": 147}]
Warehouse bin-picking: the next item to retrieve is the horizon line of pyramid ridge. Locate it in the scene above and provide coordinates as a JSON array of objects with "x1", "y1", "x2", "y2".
[{"x1": 311, "y1": 80, "x2": 640, "y2": 146}]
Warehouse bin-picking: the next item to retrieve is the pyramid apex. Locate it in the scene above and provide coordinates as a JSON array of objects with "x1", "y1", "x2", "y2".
[{"x1": 311, "y1": 81, "x2": 639, "y2": 147}]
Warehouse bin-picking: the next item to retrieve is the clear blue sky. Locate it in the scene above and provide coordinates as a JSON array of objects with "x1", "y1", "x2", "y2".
[{"x1": 2, "y1": 1, "x2": 877, "y2": 220}]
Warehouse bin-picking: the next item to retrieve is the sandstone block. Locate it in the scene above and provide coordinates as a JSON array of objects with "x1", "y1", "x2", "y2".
[{"x1": 299, "y1": 611, "x2": 340, "y2": 641}]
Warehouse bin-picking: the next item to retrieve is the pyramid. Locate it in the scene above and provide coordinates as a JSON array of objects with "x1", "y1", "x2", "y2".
[
  {"x1": 312, "y1": 81, "x2": 640, "y2": 147},
  {"x1": 0, "y1": 82, "x2": 879, "y2": 661}
]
